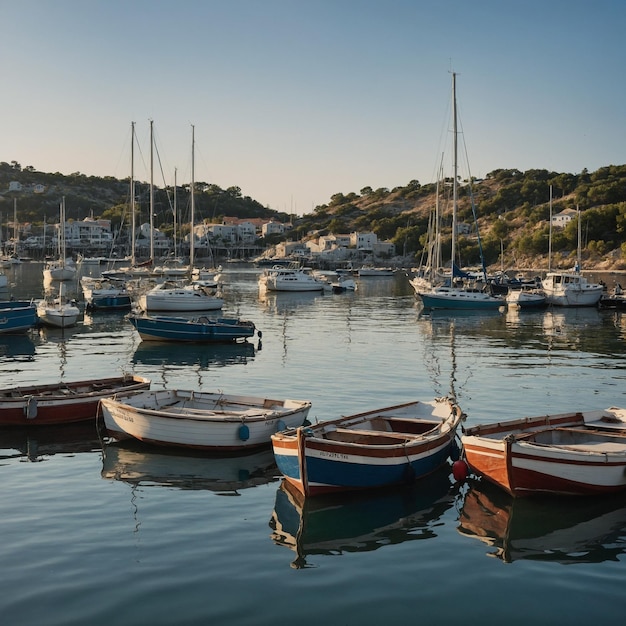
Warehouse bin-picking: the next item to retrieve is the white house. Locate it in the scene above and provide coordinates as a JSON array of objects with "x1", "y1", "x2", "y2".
[
  {"x1": 351, "y1": 232, "x2": 378, "y2": 251},
  {"x1": 276, "y1": 241, "x2": 309, "y2": 259},
  {"x1": 136, "y1": 223, "x2": 170, "y2": 251},
  {"x1": 206, "y1": 223, "x2": 238, "y2": 244},
  {"x1": 551, "y1": 208, "x2": 577, "y2": 228},
  {"x1": 53, "y1": 217, "x2": 114, "y2": 249},
  {"x1": 319, "y1": 234, "x2": 351, "y2": 250},
  {"x1": 236, "y1": 221, "x2": 257, "y2": 243},
  {"x1": 262, "y1": 221, "x2": 285, "y2": 237}
]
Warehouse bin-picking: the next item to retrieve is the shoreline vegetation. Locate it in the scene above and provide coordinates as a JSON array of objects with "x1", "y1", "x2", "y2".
[{"x1": 3, "y1": 163, "x2": 626, "y2": 274}]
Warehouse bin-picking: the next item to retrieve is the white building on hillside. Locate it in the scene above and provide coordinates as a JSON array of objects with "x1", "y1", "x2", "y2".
[
  {"x1": 51, "y1": 217, "x2": 114, "y2": 249},
  {"x1": 551, "y1": 208, "x2": 577, "y2": 228},
  {"x1": 351, "y1": 232, "x2": 378, "y2": 251},
  {"x1": 262, "y1": 221, "x2": 285, "y2": 237}
]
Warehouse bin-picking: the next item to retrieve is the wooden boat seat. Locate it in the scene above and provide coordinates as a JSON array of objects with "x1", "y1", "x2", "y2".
[
  {"x1": 326, "y1": 427, "x2": 414, "y2": 445},
  {"x1": 154, "y1": 405, "x2": 271, "y2": 418},
  {"x1": 529, "y1": 427, "x2": 626, "y2": 451},
  {"x1": 367, "y1": 417, "x2": 438, "y2": 435}
]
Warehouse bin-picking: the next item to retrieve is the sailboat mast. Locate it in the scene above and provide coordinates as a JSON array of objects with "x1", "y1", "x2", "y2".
[
  {"x1": 13, "y1": 198, "x2": 18, "y2": 255},
  {"x1": 131, "y1": 121, "x2": 136, "y2": 265},
  {"x1": 451, "y1": 72, "x2": 458, "y2": 273},
  {"x1": 60, "y1": 196, "x2": 66, "y2": 266},
  {"x1": 548, "y1": 185, "x2": 552, "y2": 272},
  {"x1": 190, "y1": 124, "x2": 195, "y2": 270},
  {"x1": 173, "y1": 167, "x2": 178, "y2": 258},
  {"x1": 149, "y1": 119, "x2": 155, "y2": 264},
  {"x1": 576, "y1": 205, "x2": 581, "y2": 273}
]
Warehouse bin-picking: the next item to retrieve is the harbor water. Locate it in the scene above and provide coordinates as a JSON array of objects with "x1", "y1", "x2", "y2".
[{"x1": 1, "y1": 262, "x2": 625, "y2": 625}]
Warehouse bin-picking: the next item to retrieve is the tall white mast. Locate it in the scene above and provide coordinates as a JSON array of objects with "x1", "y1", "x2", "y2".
[
  {"x1": 548, "y1": 185, "x2": 552, "y2": 272},
  {"x1": 13, "y1": 198, "x2": 18, "y2": 254},
  {"x1": 451, "y1": 72, "x2": 458, "y2": 273},
  {"x1": 60, "y1": 196, "x2": 66, "y2": 266},
  {"x1": 190, "y1": 124, "x2": 195, "y2": 270},
  {"x1": 130, "y1": 121, "x2": 136, "y2": 265},
  {"x1": 173, "y1": 167, "x2": 178, "y2": 258},
  {"x1": 576, "y1": 204, "x2": 582, "y2": 273},
  {"x1": 149, "y1": 119, "x2": 155, "y2": 264}
]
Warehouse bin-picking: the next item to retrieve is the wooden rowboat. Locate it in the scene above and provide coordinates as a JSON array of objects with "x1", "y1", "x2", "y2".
[
  {"x1": 99, "y1": 389, "x2": 312, "y2": 451},
  {"x1": 271, "y1": 398, "x2": 463, "y2": 496},
  {"x1": 461, "y1": 407, "x2": 626, "y2": 497},
  {"x1": 0, "y1": 375, "x2": 151, "y2": 426}
]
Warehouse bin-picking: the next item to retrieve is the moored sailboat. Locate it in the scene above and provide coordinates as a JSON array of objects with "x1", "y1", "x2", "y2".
[
  {"x1": 37, "y1": 281, "x2": 80, "y2": 328},
  {"x1": 411, "y1": 74, "x2": 503, "y2": 311},
  {"x1": 43, "y1": 197, "x2": 77, "y2": 281}
]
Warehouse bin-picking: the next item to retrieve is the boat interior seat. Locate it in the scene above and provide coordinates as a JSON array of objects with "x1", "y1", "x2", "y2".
[
  {"x1": 530, "y1": 427, "x2": 626, "y2": 447},
  {"x1": 263, "y1": 399, "x2": 284, "y2": 409},
  {"x1": 327, "y1": 427, "x2": 413, "y2": 444},
  {"x1": 385, "y1": 418, "x2": 438, "y2": 435}
]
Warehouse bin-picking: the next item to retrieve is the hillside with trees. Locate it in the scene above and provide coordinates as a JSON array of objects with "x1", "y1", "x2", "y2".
[
  {"x1": 2, "y1": 160, "x2": 626, "y2": 270},
  {"x1": 0, "y1": 161, "x2": 292, "y2": 244},
  {"x1": 295, "y1": 165, "x2": 626, "y2": 271}
]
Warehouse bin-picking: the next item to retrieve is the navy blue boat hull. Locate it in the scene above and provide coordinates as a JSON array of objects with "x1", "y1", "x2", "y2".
[{"x1": 127, "y1": 313, "x2": 256, "y2": 343}]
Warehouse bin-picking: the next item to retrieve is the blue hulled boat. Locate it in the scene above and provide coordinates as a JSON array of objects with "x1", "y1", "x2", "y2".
[
  {"x1": 271, "y1": 398, "x2": 463, "y2": 497},
  {"x1": 0, "y1": 300, "x2": 38, "y2": 334},
  {"x1": 81, "y1": 277, "x2": 132, "y2": 311},
  {"x1": 127, "y1": 312, "x2": 257, "y2": 343}
]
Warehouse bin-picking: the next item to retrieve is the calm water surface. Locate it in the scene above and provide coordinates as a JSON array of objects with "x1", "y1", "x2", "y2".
[{"x1": 1, "y1": 263, "x2": 625, "y2": 625}]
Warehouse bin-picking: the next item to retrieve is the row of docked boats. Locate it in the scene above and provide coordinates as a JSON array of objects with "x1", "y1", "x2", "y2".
[
  {"x1": 2, "y1": 257, "x2": 258, "y2": 341},
  {"x1": 258, "y1": 264, "x2": 358, "y2": 293},
  {"x1": 0, "y1": 296, "x2": 258, "y2": 343},
  {"x1": 410, "y1": 267, "x2": 611, "y2": 311},
  {"x1": 5, "y1": 371, "x2": 626, "y2": 502}
]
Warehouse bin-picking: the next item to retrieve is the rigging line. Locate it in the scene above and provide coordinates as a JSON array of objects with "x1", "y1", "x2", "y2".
[
  {"x1": 458, "y1": 115, "x2": 489, "y2": 280},
  {"x1": 132, "y1": 125, "x2": 150, "y2": 181},
  {"x1": 428, "y1": 85, "x2": 454, "y2": 185}
]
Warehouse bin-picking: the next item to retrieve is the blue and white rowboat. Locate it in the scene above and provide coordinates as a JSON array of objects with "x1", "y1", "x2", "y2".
[{"x1": 271, "y1": 398, "x2": 463, "y2": 496}]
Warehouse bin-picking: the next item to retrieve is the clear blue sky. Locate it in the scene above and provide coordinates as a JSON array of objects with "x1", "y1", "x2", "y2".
[{"x1": 2, "y1": 0, "x2": 625, "y2": 215}]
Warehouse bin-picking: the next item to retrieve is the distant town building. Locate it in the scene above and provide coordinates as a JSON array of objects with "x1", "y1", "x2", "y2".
[
  {"x1": 552, "y1": 208, "x2": 577, "y2": 228},
  {"x1": 136, "y1": 223, "x2": 170, "y2": 252},
  {"x1": 62, "y1": 217, "x2": 114, "y2": 249},
  {"x1": 7, "y1": 181, "x2": 46, "y2": 193},
  {"x1": 319, "y1": 234, "x2": 351, "y2": 250},
  {"x1": 276, "y1": 240, "x2": 309, "y2": 259},
  {"x1": 351, "y1": 232, "x2": 378, "y2": 251},
  {"x1": 206, "y1": 223, "x2": 238, "y2": 244},
  {"x1": 262, "y1": 220, "x2": 285, "y2": 237}
]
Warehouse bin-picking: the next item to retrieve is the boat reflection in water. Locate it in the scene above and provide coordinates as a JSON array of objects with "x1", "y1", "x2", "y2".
[
  {"x1": 269, "y1": 466, "x2": 457, "y2": 569},
  {"x1": 82, "y1": 309, "x2": 130, "y2": 332},
  {"x1": 131, "y1": 340, "x2": 256, "y2": 369},
  {"x1": 258, "y1": 290, "x2": 325, "y2": 316},
  {"x1": 0, "y1": 421, "x2": 102, "y2": 462},
  {"x1": 458, "y1": 478, "x2": 626, "y2": 564},
  {"x1": 0, "y1": 334, "x2": 36, "y2": 361},
  {"x1": 101, "y1": 440, "x2": 278, "y2": 495}
]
